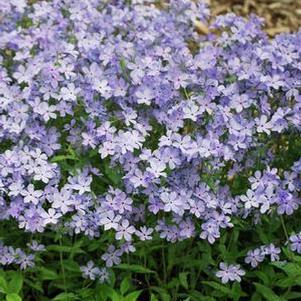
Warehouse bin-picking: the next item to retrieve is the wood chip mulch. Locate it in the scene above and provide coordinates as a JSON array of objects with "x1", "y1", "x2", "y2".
[{"x1": 209, "y1": 0, "x2": 301, "y2": 36}]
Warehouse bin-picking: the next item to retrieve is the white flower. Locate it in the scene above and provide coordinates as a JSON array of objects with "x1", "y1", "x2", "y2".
[
  {"x1": 21, "y1": 184, "x2": 43, "y2": 205},
  {"x1": 115, "y1": 220, "x2": 135, "y2": 241},
  {"x1": 40, "y1": 208, "x2": 62, "y2": 226}
]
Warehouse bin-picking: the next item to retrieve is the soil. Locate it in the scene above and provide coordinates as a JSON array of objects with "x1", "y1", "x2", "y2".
[{"x1": 209, "y1": 0, "x2": 301, "y2": 36}]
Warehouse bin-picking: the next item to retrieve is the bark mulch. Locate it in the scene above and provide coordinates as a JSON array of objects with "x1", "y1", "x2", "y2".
[{"x1": 209, "y1": 0, "x2": 301, "y2": 36}]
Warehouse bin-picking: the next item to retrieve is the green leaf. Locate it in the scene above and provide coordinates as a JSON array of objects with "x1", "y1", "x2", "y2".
[
  {"x1": 275, "y1": 277, "x2": 297, "y2": 288},
  {"x1": 104, "y1": 167, "x2": 122, "y2": 185},
  {"x1": 114, "y1": 264, "x2": 155, "y2": 274},
  {"x1": 202, "y1": 281, "x2": 233, "y2": 296},
  {"x1": 119, "y1": 58, "x2": 127, "y2": 72},
  {"x1": 231, "y1": 282, "x2": 242, "y2": 301},
  {"x1": 6, "y1": 293, "x2": 22, "y2": 301},
  {"x1": 110, "y1": 291, "x2": 123, "y2": 301},
  {"x1": 38, "y1": 267, "x2": 59, "y2": 280},
  {"x1": 95, "y1": 287, "x2": 109, "y2": 300},
  {"x1": 271, "y1": 262, "x2": 301, "y2": 277},
  {"x1": 180, "y1": 259, "x2": 208, "y2": 269},
  {"x1": 150, "y1": 294, "x2": 159, "y2": 301},
  {"x1": 271, "y1": 262, "x2": 301, "y2": 287},
  {"x1": 0, "y1": 276, "x2": 8, "y2": 293},
  {"x1": 179, "y1": 272, "x2": 189, "y2": 289},
  {"x1": 166, "y1": 277, "x2": 179, "y2": 289},
  {"x1": 253, "y1": 271, "x2": 270, "y2": 285},
  {"x1": 95, "y1": 285, "x2": 118, "y2": 300},
  {"x1": 7, "y1": 273, "x2": 23, "y2": 294},
  {"x1": 63, "y1": 260, "x2": 81, "y2": 273},
  {"x1": 17, "y1": 16, "x2": 33, "y2": 28},
  {"x1": 50, "y1": 155, "x2": 79, "y2": 162},
  {"x1": 123, "y1": 290, "x2": 142, "y2": 301},
  {"x1": 46, "y1": 244, "x2": 84, "y2": 253},
  {"x1": 286, "y1": 292, "x2": 301, "y2": 300},
  {"x1": 53, "y1": 292, "x2": 77, "y2": 300},
  {"x1": 251, "y1": 292, "x2": 262, "y2": 301},
  {"x1": 120, "y1": 277, "x2": 131, "y2": 296},
  {"x1": 23, "y1": 279, "x2": 43, "y2": 293},
  {"x1": 119, "y1": 58, "x2": 130, "y2": 82},
  {"x1": 150, "y1": 287, "x2": 170, "y2": 301},
  {"x1": 254, "y1": 283, "x2": 284, "y2": 301},
  {"x1": 188, "y1": 291, "x2": 215, "y2": 301},
  {"x1": 78, "y1": 288, "x2": 94, "y2": 299}
]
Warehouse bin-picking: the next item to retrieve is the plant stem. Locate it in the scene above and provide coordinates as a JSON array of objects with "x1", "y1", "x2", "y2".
[
  {"x1": 143, "y1": 248, "x2": 151, "y2": 289},
  {"x1": 59, "y1": 238, "x2": 68, "y2": 297},
  {"x1": 280, "y1": 215, "x2": 289, "y2": 242},
  {"x1": 162, "y1": 242, "x2": 167, "y2": 284}
]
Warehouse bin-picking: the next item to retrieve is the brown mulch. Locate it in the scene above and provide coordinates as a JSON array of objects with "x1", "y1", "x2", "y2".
[{"x1": 209, "y1": 0, "x2": 301, "y2": 36}]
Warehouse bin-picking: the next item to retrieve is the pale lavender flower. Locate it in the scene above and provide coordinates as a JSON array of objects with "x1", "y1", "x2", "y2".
[
  {"x1": 101, "y1": 245, "x2": 122, "y2": 267},
  {"x1": 80, "y1": 261, "x2": 100, "y2": 280},
  {"x1": 216, "y1": 262, "x2": 245, "y2": 284},
  {"x1": 21, "y1": 184, "x2": 43, "y2": 205},
  {"x1": 51, "y1": 189, "x2": 74, "y2": 214},
  {"x1": 68, "y1": 173, "x2": 92, "y2": 195},
  {"x1": 115, "y1": 220, "x2": 136, "y2": 242},
  {"x1": 200, "y1": 221, "x2": 220, "y2": 244},
  {"x1": 120, "y1": 242, "x2": 136, "y2": 254},
  {"x1": 17, "y1": 253, "x2": 35, "y2": 270},
  {"x1": 100, "y1": 210, "x2": 121, "y2": 231},
  {"x1": 40, "y1": 208, "x2": 62, "y2": 226},
  {"x1": 245, "y1": 248, "x2": 265, "y2": 267},
  {"x1": 289, "y1": 233, "x2": 301, "y2": 254},
  {"x1": 135, "y1": 226, "x2": 153, "y2": 241},
  {"x1": 240, "y1": 189, "x2": 260, "y2": 210},
  {"x1": 277, "y1": 189, "x2": 298, "y2": 215},
  {"x1": 60, "y1": 83, "x2": 80, "y2": 101},
  {"x1": 255, "y1": 115, "x2": 272, "y2": 135},
  {"x1": 262, "y1": 244, "x2": 281, "y2": 262},
  {"x1": 27, "y1": 240, "x2": 46, "y2": 252},
  {"x1": 99, "y1": 267, "x2": 109, "y2": 283},
  {"x1": 135, "y1": 87, "x2": 154, "y2": 105},
  {"x1": 160, "y1": 191, "x2": 182, "y2": 214}
]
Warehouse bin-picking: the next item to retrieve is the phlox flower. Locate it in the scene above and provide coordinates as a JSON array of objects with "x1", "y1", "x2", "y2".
[{"x1": 216, "y1": 262, "x2": 245, "y2": 284}]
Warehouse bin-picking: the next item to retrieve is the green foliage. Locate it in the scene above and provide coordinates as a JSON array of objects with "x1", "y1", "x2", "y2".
[
  {"x1": 0, "y1": 271, "x2": 23, "y2": 301},
  {"x1": 114, "y1": 264, "x2": 155, "y2": 274},
  {"x1": 3, "y1": 223, "x2": 301, "y2": 301}
]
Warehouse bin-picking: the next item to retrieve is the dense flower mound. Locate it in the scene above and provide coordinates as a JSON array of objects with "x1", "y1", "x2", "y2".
[{"x1": 0, "y1": 0, "x2": 301, "y2": 285}]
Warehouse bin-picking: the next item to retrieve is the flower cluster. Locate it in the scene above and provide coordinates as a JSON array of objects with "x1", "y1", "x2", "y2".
[
  {"x1": 0, "y1": 0, "x2": 301, "y2": 284},
  {"x1": 245, "y1": 243, "x2": 281, "y2": 268},
  {"x1": 239, "y1": 167, "x2": 300, "y2": 216},
  {"x1": 0, "y1": 241, "x2": 40, "y2": 270}
]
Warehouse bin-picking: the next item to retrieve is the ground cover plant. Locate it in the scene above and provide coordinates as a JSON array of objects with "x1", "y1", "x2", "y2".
[{"x1": 0, "y1": 0, "x2": 301, "y2": 300}]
